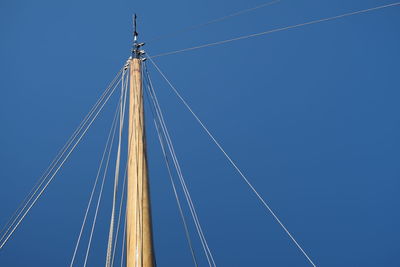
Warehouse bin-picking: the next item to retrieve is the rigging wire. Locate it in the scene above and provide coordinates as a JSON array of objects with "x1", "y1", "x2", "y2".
[
  {"x1": 143, "y1": 62, "x2": 216, "y2": 267},
  {"x1": 70, "y1": 83, "x2": 124, "y2": 267},
  {"x1": 0, "y1": 68, "x2": 123, "y2": 246},
  {"x1": 146, "y1": 0, "x2": 281, "y2": 43},
  {"x1": 149, "y1": 84, "x2": 214, "y2": 267},
  {"x1": 119, "y1": 213, "x2": 127, "y2": 267},
  {"x1": 144, "y1": 66, "x2": 211, "y2": 266},
  {"x1": 111, "y1": 71, "x2": 130, "y2": 267},
  {"x1": 83, "y1": 98, "x2": 121, "y2": 267},
  {"x1": 70, "y1": 69, "x2": 125, "y2": 267},
  {"x1": 150, "y1": 2, "x2": 400, "y2": 59},
  {"x1": 153, "y1": 117, "x2": 199, "y2": 267},
  {"x1": 142, "y1": 64, "x2": 198, "y2": 267},
  {"x1": 148, "y1": 56, "x2": 316, "y2": 266},
  {"x1": 110, "y1": 166, "x2": 128, "y2": 267},
  {"x1": 113, "y1": 65, "x2": 143, "y2": 266},
  {"x1": 106, "y1": 67, "x2": 129, "y2": 267},
  {"x1": 0, "y1": 72, "x2": 123, "y2": 250}
]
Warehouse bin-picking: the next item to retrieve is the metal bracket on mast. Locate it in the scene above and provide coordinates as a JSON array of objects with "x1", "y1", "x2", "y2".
[{"x1": 132, "y1": 14, "x2": 146, "y2": 60}]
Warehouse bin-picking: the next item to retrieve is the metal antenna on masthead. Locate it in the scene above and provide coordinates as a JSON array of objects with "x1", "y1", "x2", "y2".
[
  {"x1": 133, "y1": 14, "x2": 138, "y2": 43},
  {"x1": 132, "y1": 14, "x2": 145, "y2": 59}
]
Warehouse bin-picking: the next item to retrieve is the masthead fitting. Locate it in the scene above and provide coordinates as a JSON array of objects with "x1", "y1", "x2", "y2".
[{"x1": 132, "y1": 14, "x2": 145, "y2": 58}]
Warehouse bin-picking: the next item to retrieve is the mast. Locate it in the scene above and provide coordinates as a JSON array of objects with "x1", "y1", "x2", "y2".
[{"x1": 126, "y1": 15, "x2": 155, "y2": 267}]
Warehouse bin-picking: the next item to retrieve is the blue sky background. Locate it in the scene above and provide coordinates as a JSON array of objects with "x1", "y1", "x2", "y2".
[{"x1": 0, "y1": 0, "x2": 399, "y2": 266}]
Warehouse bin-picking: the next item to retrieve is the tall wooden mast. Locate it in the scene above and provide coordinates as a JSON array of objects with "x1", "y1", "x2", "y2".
[{"x1": 125, "y1": 15, "x2": 155, "y2": 267}]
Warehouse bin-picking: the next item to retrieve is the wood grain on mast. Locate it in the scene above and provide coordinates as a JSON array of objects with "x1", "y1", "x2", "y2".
[
  {"x1": 126, "y1": 15, "x2": 155, "y2": 266},
  {"x1": 126, "y1": 58, "x2": 154, "y2": 267}
]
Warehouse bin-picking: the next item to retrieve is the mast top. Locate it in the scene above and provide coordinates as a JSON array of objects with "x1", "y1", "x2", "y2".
[{"x1": 132, "y1": 14, "x2": 145, "y2": 59}]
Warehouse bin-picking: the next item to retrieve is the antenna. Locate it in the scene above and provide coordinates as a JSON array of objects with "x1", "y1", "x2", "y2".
[
  {"x1": 133, "y1": 14, "x2": 138, "y2": 44},
  {"x1": 132, "y1": 14, "x2": 145, "y2": 59}
]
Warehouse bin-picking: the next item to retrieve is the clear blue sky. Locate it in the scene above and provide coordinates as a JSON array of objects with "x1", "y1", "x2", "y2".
[{"x1": 0, "y1": 0, "x2": 399, "y2": 266}]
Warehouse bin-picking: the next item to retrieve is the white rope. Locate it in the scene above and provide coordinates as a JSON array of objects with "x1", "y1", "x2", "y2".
[
  {"x1": 69, "y1": 70, "x2": 125, "y2": 266},
  {"x1": 154, "y1": 120, "x2": 198, "y2": 267},
  {"x1": 153, "y1": 97, "x2": 214, "y2": 267},
  {"x1": 114, "y1": 71, "x2": 141, "y2": 266},
  {"x1": 147, "y1": 72, "x2": 215, "y2": 267},
  {"x1": 110, "y1": 166, "x2": 127, "y2": 267},
  {"x1": 144, "y1": 63, "x2": 216, "y2": 267},
  {"x1": 83, "y1": 98, "x2": 121, "y2": 267},
  {"x1": 153, "y1": 119, "x2": 199, "y2": 267},
  {"x1": 0, "y1": 74, "x2": 122, "y2": 250},
  {"x1": 150, "y1": 2, "x2": 400, "y2": 59},
  {"x1": 148, "y1": 57, "x2": 317, "y2": 266},
  {"x1": 143, "y1": 68, "x2": 198, "y2": 267},
  {"x1": 120, "y1": 214, "x2": 127, "y2": 267},
  {"x1": 110, "y1": 73, "x2": 130, "y2": 267},
  {"x1": 145, "y1": 76, "x2": 198, "y2": 267},
  {"x1": 0, "y1": 68, "x2": 123, "y2": 246},
  {"x1": 147, "y1": 0, "x2": 281, "y2": 43},
  {"x1": 106, "y1": 68, "x2": 129, "y2": 267},
  {"x1": 69, "y1": 88, "x2": 123, "y2": 267}
]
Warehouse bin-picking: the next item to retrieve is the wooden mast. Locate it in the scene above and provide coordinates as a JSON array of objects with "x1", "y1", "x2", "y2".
[{"x1": 126, "y1": 16, "x2": 155, "y2": 267}]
